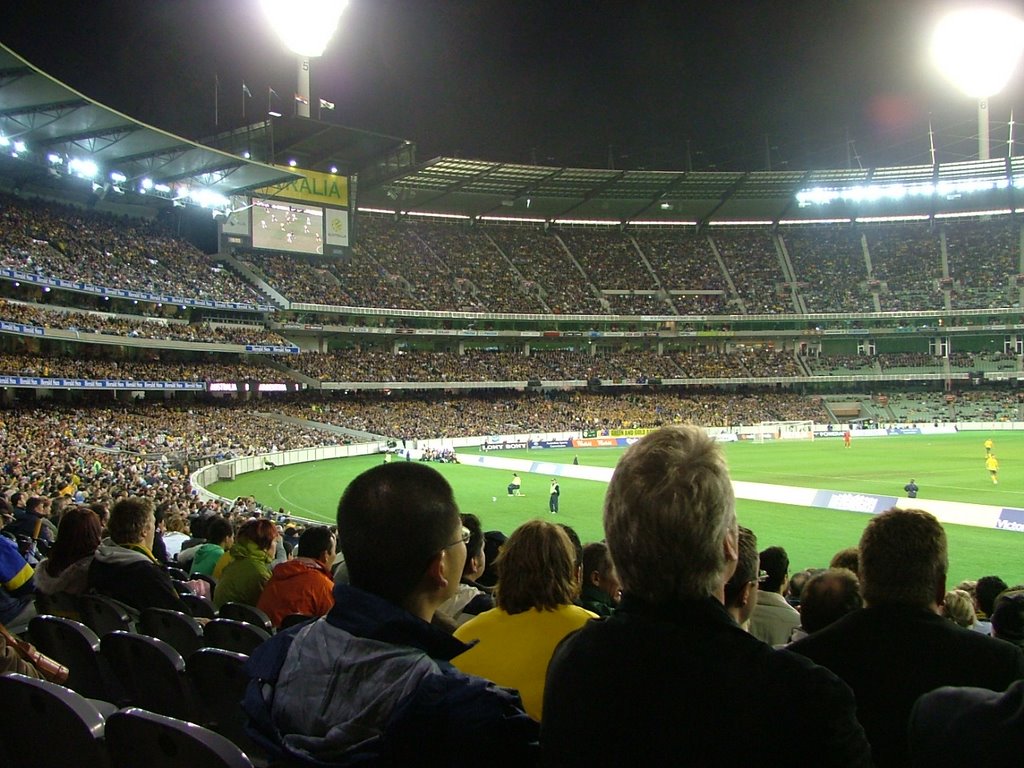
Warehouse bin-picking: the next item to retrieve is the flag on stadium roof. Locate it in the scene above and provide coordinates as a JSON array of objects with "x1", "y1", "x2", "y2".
[
  {"x1": 295, "y1": 93, "x2": 309, "y2": 105},
  {"x1": 319, "y1": 98, "x2": 335, "y2": 110},
  {"x1": 242, "y1": 83, "x2": 252, "y2": 98}
]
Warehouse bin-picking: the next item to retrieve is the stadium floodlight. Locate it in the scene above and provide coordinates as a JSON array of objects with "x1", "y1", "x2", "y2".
[
  {"x1": 189, "y1": 188, "x2": 230, "y2": 209},
  {"x1": 140, "y1": 178, "x2": 154, "y2": 190},
  {"x1": 47, "y1": 153, "x2": 63, "y2": 165},
  {"x1": 260, "y1": 0, "x2": 348, "y2": 117},
  {"x1": 0, "y1": 136, "x2": 8, "y2": 147},
  {"x1": 110, "y1": 171, "x2": 127, "y2": 184},
  {"x1": 68, "y1": 158, "x2": 99, "y2": 179},
  {"x1": 932, "y1": 8, "x2": 1024, "y2": 160},
  {"x1": 13, "y1": 141, "x2": 26, "y2": 153}
]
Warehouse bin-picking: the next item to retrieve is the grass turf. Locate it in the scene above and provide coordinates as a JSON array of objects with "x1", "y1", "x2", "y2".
[{"x1": 209, "y1": 431, "x2": 1024, "y2": 587}]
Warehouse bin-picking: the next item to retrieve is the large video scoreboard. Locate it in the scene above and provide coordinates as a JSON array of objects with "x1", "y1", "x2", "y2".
[{"x1": 220, "y1": 167, "x2": 350, "y2": 255}]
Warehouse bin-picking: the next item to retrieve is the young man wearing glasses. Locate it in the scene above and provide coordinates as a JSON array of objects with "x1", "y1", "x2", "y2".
[{"x1": 245, "y1": 462, "x2": 537, "y2": 765}]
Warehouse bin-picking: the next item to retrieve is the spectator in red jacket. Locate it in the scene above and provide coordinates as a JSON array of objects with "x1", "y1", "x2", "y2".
[{"x1": 257, "y1": 526, "x2": 336, "y2": 627}]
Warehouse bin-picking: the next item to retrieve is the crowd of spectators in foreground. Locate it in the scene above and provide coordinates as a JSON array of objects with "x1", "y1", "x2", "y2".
[
  {"x1": 6, "y1": 193, "x2": 1024, "y2": 317},
  {"x1": 2, "y1": 424, "x2": 1021, "y2": 766}
]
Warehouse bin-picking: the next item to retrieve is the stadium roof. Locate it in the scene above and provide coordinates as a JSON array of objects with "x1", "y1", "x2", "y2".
[
  {"x1": 358, "y1": 154, "x2": 1024, "y2": 225},
  {"x1": 0, "y1": 44, "x2": 299, "y2": 202}
]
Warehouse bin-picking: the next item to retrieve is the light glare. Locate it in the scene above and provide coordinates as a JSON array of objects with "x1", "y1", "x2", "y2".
[
  {"x1": 260, "y1": 0, "x2": 348, "y2": 57},
  {"x1": 932, "y1": 9, "x2": 1024, "y2": 98}
]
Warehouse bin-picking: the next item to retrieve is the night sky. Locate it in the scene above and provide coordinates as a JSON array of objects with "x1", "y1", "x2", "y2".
[{"x1": 4, "y1": 1, "x2": 1023, "y2": 172}]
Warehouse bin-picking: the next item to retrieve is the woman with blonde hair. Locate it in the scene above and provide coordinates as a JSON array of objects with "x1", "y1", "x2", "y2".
[{"x1": 452, "y1": 519, "x2": 596, "y2": 720}]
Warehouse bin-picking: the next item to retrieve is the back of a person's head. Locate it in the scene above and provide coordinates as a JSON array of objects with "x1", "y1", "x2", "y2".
[
  {"x1": 724, "y1": 526, "x2": 758, "y2": 607},
  {"x1": 496, "y1": 519, "x2": 578, "y2": 614},
  {"x1": 582, "y1": 541, "x2": 612, "y2": 582},
  {"x1": 26, "y1": 495, "x2": 48, "y2": 515},
  {"x1": 46, "y1": 506, "x2": 101, "y2": 576},
  {"x1": 205, "y1": 516, "x2": 233, "y2": 546},
  {"x1": 942, "y1": 589, "x2": 977, "y2": 629},
  {"x1": 976, "y1": 575, "x2": 1009, "y2": 617},
  {"x1": 337, "y1": 462, "x2": 459, "y2": 605},
  {"x1": 604, "y1": 424, "x2": 735, "y2": 603},
  {"x1": 859, "y1": 507, "x2": 947, "y2": 608},
  {"x1": 107, "y1": 496, "x2": 153, "y2": 545},
  {"x1": 557, "y1": 523, "x2": 582, "y2": 571},
  {"x1": 477, "y1": 529, "x2": 507, "y2": 588},
  {"x1": 800, "y1": 568, "x2": 863, "y2": 633},
  {"x1": 297, "y1": 525, "x2": 334, "y2": 560},
  {"x1": 236, "y1": 518, "x2": 277, "y2": 550},
  {"x1": 990, "y1": 593, "x2": 1024, "y2": 648},
  {"x1": 758, "y1": 546, "x2": 789, "y2": 593},
  {"x1": 829, "y1": 546, "x2": 860, "y2": 574},
  {"x1": 461, "y1": 512, "x2": 484, "y2": 576},
  {"x1": 786, "y1": 568, "x2": 817, "y2": 605}
]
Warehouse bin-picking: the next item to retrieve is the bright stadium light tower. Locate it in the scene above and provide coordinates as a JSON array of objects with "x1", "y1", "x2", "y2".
[
  {"x1": 932, "y1": 7, "x2": 1024, "y2": 161},
  {"x1": 260, "y1": 0, "x2": 348, "y2": 118}
]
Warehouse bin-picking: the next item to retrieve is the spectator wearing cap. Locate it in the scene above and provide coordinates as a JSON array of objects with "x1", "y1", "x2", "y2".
[{"x1": 749, "y1": 545, "x2": 801, "y2": 645}]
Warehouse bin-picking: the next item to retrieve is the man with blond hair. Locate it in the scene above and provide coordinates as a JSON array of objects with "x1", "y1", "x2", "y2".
[
  {"x1": 790, "y1": 508, "x2": 1024, "y2": 767},
  {"x1": 542, "y1": 425, "x2": 871, "y2": 766}
]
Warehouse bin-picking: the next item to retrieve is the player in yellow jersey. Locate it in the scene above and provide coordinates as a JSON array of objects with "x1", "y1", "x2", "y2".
[
  {"x1": 984, "y1": 438, "x2": 993, "y2": 457},
  {"x1": 986, "y1": 454, "x2": 999, "y2": 484}
]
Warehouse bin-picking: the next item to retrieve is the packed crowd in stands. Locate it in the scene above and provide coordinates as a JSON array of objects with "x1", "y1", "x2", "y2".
[
  {"x1": 782, "y1": 226, "x2": 876, "y2": 313},
  {"x1": 0, "y1": 354, "x2": 282, "y2": 383},
  {"x1": 867, "y1": 222, "x2": 946, "y2": 311},
  {"x1": 4, "y1": 194, "x2": 1024, "y2": 316},
  {"x1": 0, "y1": 299, "x2": 287, "y2": 346},
  {"x1": 278, "y1": 346, "x2": 804, "y2": 383},
  {"x1": 274, "y1": 389, "x2": 829, "y2": 439},
  {"x1": 0, "y1": 194, "x2": 265, "y2": 306}
]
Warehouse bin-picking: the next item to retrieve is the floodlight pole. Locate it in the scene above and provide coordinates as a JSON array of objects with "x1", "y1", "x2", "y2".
[
  {"x1": 297, "y1": 57, "x2": 311, "y2": 118},
  {"x1": 978, "y1": 97, "x2": 990, "y2": 161}
]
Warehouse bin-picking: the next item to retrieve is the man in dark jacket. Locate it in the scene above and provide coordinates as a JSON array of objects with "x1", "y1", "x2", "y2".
[
  {"x1": 790, "y1": 507, "x2": 1024, "y2": 767},
  {"x1": 542, "y1": 425, "x2": 871, "y2": 767},
  {"x1": 87, "y1": 496, "x2": 191, "y2": 616},
  {"x1": 245, "y1": 462, "x2": 537, "y2": 766}
]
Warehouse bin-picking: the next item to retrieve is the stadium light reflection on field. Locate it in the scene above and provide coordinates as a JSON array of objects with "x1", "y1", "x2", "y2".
[
  {"x1": 931, "y1": 7, "x2": 1024, "y2": 161},
  {"x1": 260, "y1": 0, "x2": 347, "y2": 118}
]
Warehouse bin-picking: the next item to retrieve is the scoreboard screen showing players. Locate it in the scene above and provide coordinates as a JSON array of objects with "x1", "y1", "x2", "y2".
[{"x1": 251, "y1": 199, "x2": 324, "y2": 255}]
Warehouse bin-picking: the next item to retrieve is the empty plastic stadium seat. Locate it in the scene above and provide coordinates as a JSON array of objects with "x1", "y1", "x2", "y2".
[
  {"x1": 0, "y1": 672, "x2": 110, "y2": 768},
  {"x1": 104, "y1": 707, "x2": 254, "y2": 768}
]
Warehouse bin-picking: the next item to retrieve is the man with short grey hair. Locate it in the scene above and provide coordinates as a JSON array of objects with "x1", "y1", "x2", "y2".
[{"x1": 542, "y1": 425, "x2": 871, "y2": 766}]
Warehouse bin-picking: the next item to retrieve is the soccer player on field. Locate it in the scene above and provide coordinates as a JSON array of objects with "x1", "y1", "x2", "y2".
[
  {"x1": 986, "y1": 454, "x2": 999, "y2": 485},
  {"x1": 984, "y1": 438, "x2": 993, "y2": 456}
]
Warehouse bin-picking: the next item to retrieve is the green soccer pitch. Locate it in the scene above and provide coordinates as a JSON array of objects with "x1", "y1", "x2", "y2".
[{"x1": 208, "y1": 431, "x2": 1024, "y2": 587}]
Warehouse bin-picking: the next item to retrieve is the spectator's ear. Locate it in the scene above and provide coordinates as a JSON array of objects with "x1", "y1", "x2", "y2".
[{"x1": 740, "y1": 581, "x2": 756, "y2": 608}]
